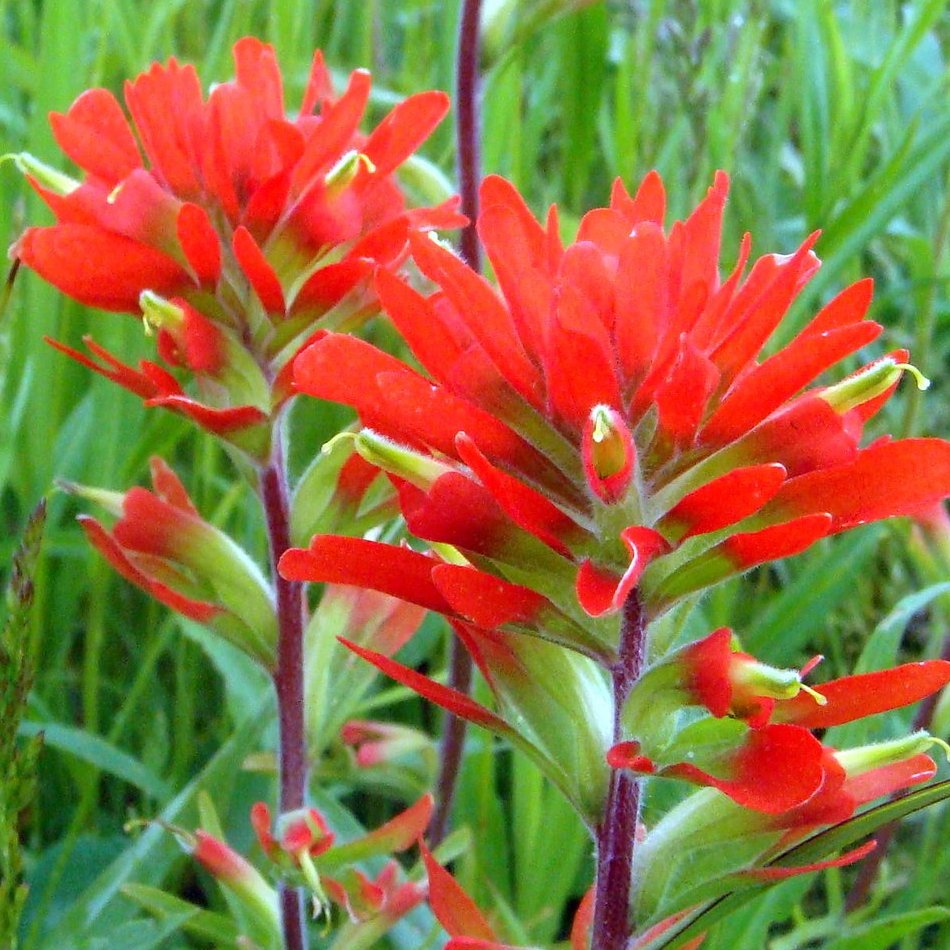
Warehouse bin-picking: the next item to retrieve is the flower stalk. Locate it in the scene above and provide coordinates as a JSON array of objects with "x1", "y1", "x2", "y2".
[
  {"x1": 592, "y1": 590, "x2": 647, "y2": 950},
  {"x1": 429, "y1": 0, "x2": 484, "y2": 847},
  {"x1": 260, "y1": 427, "x2": 308, "y2": 950},
  {"x1": 456, "y1": 0, "x2": 483, "y2": 271}
]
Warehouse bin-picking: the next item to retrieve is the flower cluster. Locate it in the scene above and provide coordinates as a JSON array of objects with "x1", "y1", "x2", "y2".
[
  {"x1": 14, "y1": 32, "x2": 950, "y2": 950},
  {"x1": 165, "y1": 795, "x2": 432, "y2": 946},
  {"x1": 285, "y1": 171, "x2": 950, "y2": 631},
  {"x1": 281, "y1": 171, "x2": 950, "y2": 928},
  {"x1": 13, "y1": 37, "x2": 461, "y2": 460}
]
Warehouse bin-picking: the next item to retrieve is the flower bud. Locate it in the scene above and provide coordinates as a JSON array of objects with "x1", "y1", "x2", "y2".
[
  {"x1": 3, "y1": 151, "x2": 79, "y2": 195},
  {"x1": 821, "y1": 356, "x2": 929, "y2": 415},
  {"x1": 352, "y1": 429, "x2": 453, "y2": 489},
  {"x1": 582, "y1": 404, "x2": 636, "y2": 503}
]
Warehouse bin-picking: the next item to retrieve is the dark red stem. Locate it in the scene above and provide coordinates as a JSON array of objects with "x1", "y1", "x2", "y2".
[
  {"x1": 429, "y1": 634, "x2": 474, "y2": 845},
  {"x1": 845, "y1": 631, "x2": 950, "y2": 911},
  {"x1": 428, "y1": 0, "x2": 483, "y2": 846},
  {"x1": 261, "y1": 445, "x2": 308, "y2": 949},
  {"x1": 456, "y1": 0, "x2": 483, "y2": 270},
  {"x1": 592, "y1": 591, "x2": 646, "y2": 950}
]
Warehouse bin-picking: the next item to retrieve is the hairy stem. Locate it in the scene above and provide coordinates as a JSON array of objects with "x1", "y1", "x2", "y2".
[
  {"x1": 429, "y1": 634, "x2": 475, "y2": 845},
  {"x1": 456, "y1": 0, "x2": 483, "y2": 270},
  {"x1": 592, "y1": 591, "x2": 646, "y2": 950},
  {"x1": 428, "y1": 0, "x2": 484, "y2": 846},
  {"x1": 261, "y1": 436, "x2": 308, "y2": 950}
]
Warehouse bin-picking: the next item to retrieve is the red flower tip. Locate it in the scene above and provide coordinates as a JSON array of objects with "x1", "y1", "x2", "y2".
[
  {"x1": 193, "y1": 830, "x2": 254, "y2": 883},
  {"x1": 279, "y1": 807, "x2": 335, "y2": 858},
  {"x1": 605, "y1": 741, "x2": 656, "y2": 773},
  {"x1": 250, "y1": 801, "x2": 278, "y2": 859},
  {"x1": 744, "y1": 839, "x2": 877, "y2": 882},
  {"x1": 420, "y1": 841, "x2": 498, "y2": 941}
]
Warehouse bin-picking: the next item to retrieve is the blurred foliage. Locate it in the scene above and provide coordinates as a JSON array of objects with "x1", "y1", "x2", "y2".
[{"x1": 2, "y1": 0, "x2": 950, "y2": 947}]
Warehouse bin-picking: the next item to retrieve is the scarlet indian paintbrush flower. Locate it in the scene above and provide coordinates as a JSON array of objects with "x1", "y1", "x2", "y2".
[
  {"x1": 61, "y1": 456, "x2": 277, "y2": 666},
  {"x1": 10, "y1": 37, "x2": 462, "y2": 459},
  {"x1": 285, "y1": 171, "x2": 950, "y2": 628},
  {"x1": 280, "y1": 170, "x2": 950, "y2": 943}
]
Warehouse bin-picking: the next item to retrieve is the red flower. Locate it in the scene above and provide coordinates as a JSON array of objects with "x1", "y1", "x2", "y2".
[
  {"x1": 289, "y1": 172, "x2": 950, "y2": 626},
  {"x1": 13, "y1": 38, "x2": 462, "y2": 455},
  {"x1": 252, "y1": 795, "x2": 432, "y2": 923},
  {"x1": 66, "y1": 456, "x2": 277, "y2": 666}
]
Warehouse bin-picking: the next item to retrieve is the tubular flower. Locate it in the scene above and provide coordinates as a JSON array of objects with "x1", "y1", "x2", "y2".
[
  {"x1": 168, "y1": 824, "x2": 280, "y2": 944},
  {"x1": 630, "y1": 733, "x2": 944, "y2": 926},
  {"x1": 11, "y1": 37, "x2": 461, "y2": 458},
  {"x1": 288, "y1": 171, "x2": 950, "y2": 646},
  {"x1": 251, "y1": 795, "x2": 432, "y2": 922},
  {"x1": 64, "y1": 456, "x2": 277, "y2": 666}
]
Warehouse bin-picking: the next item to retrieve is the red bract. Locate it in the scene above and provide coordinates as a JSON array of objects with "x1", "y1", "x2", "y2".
[
  {"x1": 290, "y1": 171, "x2": 950, "y2": 627},
  {"x1": 283, "y1": 170, "x2": 950, "y2": 939},
  {"x1": 66, "y1": 456, "x2": 277, "y2": 667},
  {"x1": 13, "y1": 37, "x2": 461, "y2": 457}
]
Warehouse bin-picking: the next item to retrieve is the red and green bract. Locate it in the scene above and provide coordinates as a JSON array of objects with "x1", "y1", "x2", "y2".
[
  {"x1": 282, "y1": 170, "x2": 950, "y2": 929},
  {"x1": 13, "y1": 37, "x2": 462, "y2": 458},
  {"x1": 287, "y1": 171, "x2": 950, "y2": 633}
]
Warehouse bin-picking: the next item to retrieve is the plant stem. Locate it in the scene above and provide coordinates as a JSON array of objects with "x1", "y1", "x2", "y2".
[
  {"x1": 428, "y1": 0, "x2": 484, "y2": 847},
  {"x1": 261, "y1": 432, "x2": 308, "y2": 950},
  {"x1": 430, "y1": 633, "x2": 474, "y2": 845},
  {"x1": 456, "y1": 0, "x2": 483, "y2": 271},
  {"x1": 592, "y1": 591, "x2": 646, "y2": 950}
]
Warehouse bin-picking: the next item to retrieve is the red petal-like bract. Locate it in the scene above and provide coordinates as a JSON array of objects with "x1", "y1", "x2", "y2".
[
  {"x1": 421, "y1": 842, "x2": 498, "y2": 942},
  {"x1": 610, "y1": 725, "x2": 827, "y2": 814},
  {"x1": 774, "y1": 661, "x2": 950, "y2": 729},
  {"x1": 743, "y1": 840, "x2": 877, "y2": 882},
  {"x1": 79, "y1": 516, "x2": 219, "y2": 623},
  {"x1": 339, "y1": 639, "x2": 511, "y2": 734},
  {"x1": 21, "y1": 37, "x2": 453, "y2": 456},
  {"x1": 279, "y1": 536, "x2": 451, "y2": 614},
  {"x1": 16, "y1": 225, "x2": 188, "y2": 311},
  {"x1": 766, "y1": 439, "x2": 950, "y2": 532},
  {"x1": 665, "y1": 464, "x2": 787, "y2": 540}
]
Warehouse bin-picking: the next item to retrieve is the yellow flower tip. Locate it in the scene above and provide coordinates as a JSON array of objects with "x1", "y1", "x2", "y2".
[
  {"x1": 895, "y1": 362, "x2": 931, "y2": 392},
  {"x1": 591, "y1": 404, "x2": 615, "y2": 444},
  {"x1": 324, "y1": 149, "x2": 376, "y2": 194},
  {"x1": 106, "y1": 181, "x2": 125, "y2": 205},
  {"x1": 799, "y1": 682, "x2": 829, "y2": 707}
]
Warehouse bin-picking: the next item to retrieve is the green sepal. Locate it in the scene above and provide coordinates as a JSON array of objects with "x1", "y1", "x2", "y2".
[{"x1": 634, "y1": 779, "x2": 950, "y2": 950}]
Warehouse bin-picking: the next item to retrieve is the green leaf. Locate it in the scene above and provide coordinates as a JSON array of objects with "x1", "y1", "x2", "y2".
[
  {"x1": 854, "y1": 582, "x2": 950, "y2": 674},
  {"x1": 43, "y1": 696, "x2": 271, "y2": 945},
  {"x1": 744, "y1": 528, "x2": 884, "y2": 661},
  {"x1": 121, "y1": 883, "x2": 240, "y2": 945},
  {"x1": 823, "y1": 907, "x2": 950, "y2": 950},
  {"x1": 17, "y1": 721, "x2": 171, "y2": 801}
]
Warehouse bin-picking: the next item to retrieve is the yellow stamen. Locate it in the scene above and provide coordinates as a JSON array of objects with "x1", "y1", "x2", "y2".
[{"x1": 799, "y1": 682, "x2": 829, "y2": 706}]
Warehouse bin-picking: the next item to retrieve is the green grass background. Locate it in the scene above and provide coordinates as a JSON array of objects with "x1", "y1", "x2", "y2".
[{"x1": 3, "y1": 1, "x2": 950, "y2": 947}]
